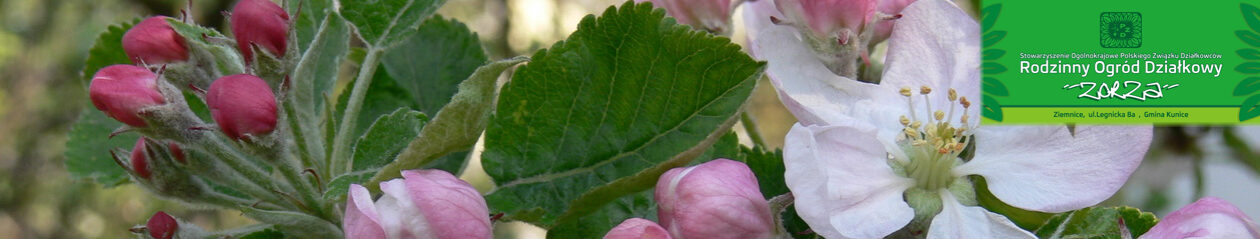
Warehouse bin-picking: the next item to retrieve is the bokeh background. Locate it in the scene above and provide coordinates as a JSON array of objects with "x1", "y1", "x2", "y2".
[{"x1": 0, "y1": 0, "x2": 1254, "y2": 238}]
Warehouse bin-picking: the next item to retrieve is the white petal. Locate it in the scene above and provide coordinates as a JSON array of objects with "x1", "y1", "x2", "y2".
[
  {"x1": 785, "y1": 123, "x2": 915, "y2": 239},
  {"x1": 927, "y1": 191, "x2": 1036, "y2": 239},
  {"x1": 745, "y1": 0, "x2": 881, "y2": 126},
  {"x1": 956, "y1": 125, "x2": 1153, "y2": 213},
  {"x1": 882, "y1": 0, "x2": 980, "y2": 104},
  {"x1": 378, "y1": 178, "x2": 433, "y2": 239}
]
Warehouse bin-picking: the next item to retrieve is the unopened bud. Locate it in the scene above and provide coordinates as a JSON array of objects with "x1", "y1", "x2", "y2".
[
  {"x1": 604, "y1": 218, "x2": 672, "y2": 239},
  {"x1": 655, "y1": 159, "x2": 774, "y2": 238},
  {"x1": 123, "y1": 16, "x2": 189, "y2": 65},
  {"x1": 774, "y1": 0, "x2": 877, "y2": 41},
  {"x1": 231, "y1": 0, "x2": 290, "y2": 63},
  {"x1": 1140, "y1": 197, "x2": 1260, "y2": 239},
  {"x1": 90, "y1": 65, "x2": 165, "y2": 127},
  {"x1": 345, "y1": 170, "x2": 492, "y2": 239},
  {"x1": 206, "y1": 74, "x2": 277, "y2": 141},
  {"x1": 146, "y1": 211, "x2": 179, "y2": 239},
  {"x1": 637, "y1": 0, "x2": 734, "y2": 35}
]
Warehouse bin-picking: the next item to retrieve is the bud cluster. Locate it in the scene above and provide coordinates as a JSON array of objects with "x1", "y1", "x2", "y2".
[{"x1": 88, "y1": 0, "x2": 335, "y2": 235}]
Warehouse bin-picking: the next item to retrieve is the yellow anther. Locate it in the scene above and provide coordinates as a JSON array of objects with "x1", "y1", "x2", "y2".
[
  {"x1": 948, "y1": 89, "x2": 958, "y2": 101},
  {"x1": 900, "y1": 87, "x2": 913, "y2": 96},
  {"x1": 934, "y1": 111, "x2": 945, "y2": 121},
  {"x1": 920, "y1": 86, "x2": 932, "y2": 95},
  {"x1": 900, "y1": 115, "x2": 910, "y2": 126},
  {"x1": 954, "y1": 142, "x2": 966, "y2": 151}
]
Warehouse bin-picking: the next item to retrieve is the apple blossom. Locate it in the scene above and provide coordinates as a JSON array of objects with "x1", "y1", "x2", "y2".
[
  {"x1": 344, "y1": 169, "x2": 492, "y2": 239},
  {"x1": 90, "y1": 64, "x2": 165, "y2": 127},
  {"x1": 206, "y1": 74, "x2": 278, "y2": 140},
  {"x1": 1140, "y1": 197, "x2": 1260, "y2": 239},
  {"x1": 635, "y1": 0, "x2": 735, "y2": 35},
  {"x1": 123, "y1": 16, "x2": 189, "y2": 65},
  {"x1": 754, "y1": 0, "x2": 1153, "y2": 238},
  {"x1": 147, "y1": 211, "x2": 178, "y2": 239},
  {"x1": 655, "y1": 159, "x2": 775, "y2": 239},
  {"x1": 231, "y1": 0, "x2": 289, "y2": 62},
  {"x1": 604, "y1": 218, "x2": 672, "y2": 239}
]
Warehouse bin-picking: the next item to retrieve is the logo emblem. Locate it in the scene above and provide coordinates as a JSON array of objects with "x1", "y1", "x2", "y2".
[{"x1": 1100, "y1": 12, "x2": 1142, "y2": 48}]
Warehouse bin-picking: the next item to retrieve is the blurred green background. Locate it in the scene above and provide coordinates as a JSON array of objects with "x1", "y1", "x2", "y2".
[{"x1": 0, "y1": 0, "x2": 1255, "y2": 238}]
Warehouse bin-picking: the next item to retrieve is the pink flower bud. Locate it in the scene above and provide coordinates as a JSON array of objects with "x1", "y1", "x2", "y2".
[
  {"x1": 1139, "y1": 197, "x2": 1260, "y2": 239},
  {"x1": 130, "y1": 138, "x2": 154, "y2": 179},
  {"x1": 147, "y1": 211, "x2": 178, "y2": 239},
  {"x1": 123, "y1": 16, "x2": 189, "y2": 65},
  {"x1": 655, "y1": 159, "x2": 774, "y2": 239},
  {"x1": 775, "y1": 0, "x2": 878, "y2": 40},
  {"x1": 604, "y1": 218, "x2": 672, "y2": 239},
  {"x1": 206, "y1": 74, "x2": 277, "y2": 140},
  {"x1": 637, "y1": 0, "x2": 734, "y2": 34},
  {"x1": 344, "y1": 169, "x2": 492, "y2": 239},
  {"x1": 90, "y1": 64, "x2": 165, "y2": 127},
  {"x1": 231, "y1": 0, "x2": 290, "y2": 62},
  {"x1": 871, "y1": 0, "x2": 917, "y2": 43}
]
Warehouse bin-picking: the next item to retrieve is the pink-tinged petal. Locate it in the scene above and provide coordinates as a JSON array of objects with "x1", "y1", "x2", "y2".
[
  {"x1": 344, "y1": 184, "x2": 387, "y2": 239},
  {"x1": 1139, "y1": 197, "x2": 1260, "y2": 239},
  {"x1": 402, "y1": 170, "x2": 492, "y2": 239},
  {"x1": 746, "y1": 0, "x2": 881, "y2": 126},
  {"x1": 639, "y1": 0, "x2": 733, "y2": 33},
  {"x1": 123, "y1": 16, "x2": 189, "y2": 64},
  {"x1": 774, "y1": 0, "x2": 876, "y2": 37},
  {"x1": 655, "y1": 159, "x2": 774, "y2": 239},
  {"x1": 871, "y1": 0, "x2": 917, "y2": 44},
  {"x1": 881, "y1": 0, "x2": 980, "y2": 107},
  {"x1": 89, "y1": 64, "x2": 165, "y2": 127},
  {"x1": 927, "y1": 191, "x2": 1035, "y2": 239},
  {"x1": 206, "y1": 74, "x2": 278, "y2": 140},
  {"x1": 956, "y1": 126, "x2": 1153, "y2": 213},
  {"x1": 130, "y1": 138, "x2": 153, "y2": 179},
  {"x1": 784, "y1": 123, "x2": 915, "y2": 239},
  {"x1": 377, "y1": 178, "x2": 432, "y2": 239},
  {"x1": 604, "y1": 218, "x2": 672, "y2": 239}
]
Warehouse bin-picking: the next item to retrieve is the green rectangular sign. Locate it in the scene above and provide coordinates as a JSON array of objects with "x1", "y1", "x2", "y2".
[{"x1": 981, "y1": 0, "x2": 1260, "y2": 124}]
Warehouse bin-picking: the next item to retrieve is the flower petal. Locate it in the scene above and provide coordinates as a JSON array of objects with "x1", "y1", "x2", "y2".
[
  {"x1": 655, "y1": 159, "x2": 774, "y2": 239},
  {"x1": 785, "y1": 123, "x2": 915, "y2": 239},
  {"x1": 1139, "y1": 197, "x2": 1260, "y2": 239},
  {"x1": 927, "y1": 191, "x2": 1035, "y2": 239},
  {"x1": 378, "y1": 178, "x2": 433, "y2": 239},
  {"x1": 402, "y1": 170, "x2": 493, "y2": 239},
  {"x1": 957, "y1": 125, "x2": 1152, "y2": 213},
  {"x1": 745, "y1": 0, "x2": 881, "y2": 126},
  {"x1": 881, "y1": 0, "x2": 980, "y2": 108},
  {"x1": 344, "y1": 184, "x2": 387, "y2": 239}
]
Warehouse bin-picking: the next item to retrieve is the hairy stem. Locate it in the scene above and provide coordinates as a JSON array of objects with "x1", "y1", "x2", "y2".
[{"x1": 329, "y1": 49, "x2": 382, "y2": 177}]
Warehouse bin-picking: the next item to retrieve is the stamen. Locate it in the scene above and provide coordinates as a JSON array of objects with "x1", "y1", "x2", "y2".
[
  {"x1": 948, "y1": 89, "x2": 958, "y2": 102},
  {"x1": 934, "y1": 111, "x2": 945, "y2": 121}
]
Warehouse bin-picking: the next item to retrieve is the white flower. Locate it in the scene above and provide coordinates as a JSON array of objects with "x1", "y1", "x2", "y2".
[{"x1": 746, "y1": 0, "x2": 1155, "y2": 238}]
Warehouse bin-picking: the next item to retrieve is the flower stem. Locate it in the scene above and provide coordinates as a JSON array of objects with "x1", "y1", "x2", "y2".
[
  {"x1": 740, "y1": 110, "x2": 767, "y2": 148},
  {"x1": 329, "y1": 48, "x2": 382, "y2": 177}
]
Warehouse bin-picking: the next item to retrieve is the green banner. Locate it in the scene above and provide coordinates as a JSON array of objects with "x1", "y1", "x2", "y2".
[{"x1": 981, "y1": 0, "x2": 1260, "y2": 124}]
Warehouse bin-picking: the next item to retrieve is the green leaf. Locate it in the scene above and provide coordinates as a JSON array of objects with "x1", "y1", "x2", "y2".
[
  {"x1": 236, "y1": 228, "x2": 284, "y2": 239},
  {"x1": 1243, "y1": 3, "x2": 1260, "y2": 33},
  {"x1": 984, "y1": 31, "x2": 1006, "y2": 47},
  {"x1": 240, "y1": 208, "x2": 342, "y2": 238},
  {"x1": 1238, "y1": 62, "x2": 1260, "y2": 74},
  {"x1": 336, "y1": 65, "x2": 419, "y2": 133},
  {"x1": 982, "y1": 94, "x2": 1004, "y2": 121},
  {"x1": 287, "y1": 0, "x2": 334, "y2": 52},
  {"x1": 1236, "y1": 77, "x2": 1260, "y2": 96},
  {"x1": 480, "y1": 2, "x2": 764, "y2": 228},
  {"x1": 983, "y1": 62, "x2": 1007, "y2": 74},
  {"x1": 353, "y1": 109, "x2": 428, "y2": 171},
  {"x1": 983, "y1": 49, "x2": 1006, "y2": 60},
  {"x1": 1238, "y1": 31, "x2": 1260, "y2": 48},
  {"x1": 983, "y1": 77, "x2": 1010, "y2": 96},
  {"x1": 220, "y1": 224, "x2": 284, "y2": 239},
  {"x1": 381, "y1": 16, "x2": 489, "y2": 117},
  {"x1": 81, "y1": 19, "x2": 137, "y2": 86},
  {"x1": 981, "y1": 4, "x2": 1002, "y2": 32},
  {"x1": 971, "y1": 176, "x2": 1053, "y2": 230},
  {"x1": 291, "y1": 13, "x2": 351, "y2": 115},
  {"x1": 342, "y1": 0, "x2": 447, "y2": 47},
  {"x1": 368, "y1": 57, "x2": 528, "y2": 188},
  {"x1": 1240, "y1": 94, "x2": 1260, "y2": 121},
  {"x1": 1032, "y1": 206, "x2": 1159, "y2": 238},
  {"x1": 64, "y1": 109, "x2": 139, "y2": 187},
  {"x1": 322, "y1": 170, "x2": 373, "y2": 201},
  {"x1": 548, "y1": 191, "x2": 657, "y2": 239},
  {"x1": 164, "y1": 19, "x2": 246, "y2": 76},
  {"x1": 1239, "y1": 49, "x2": 1260, "y2": 60}
]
